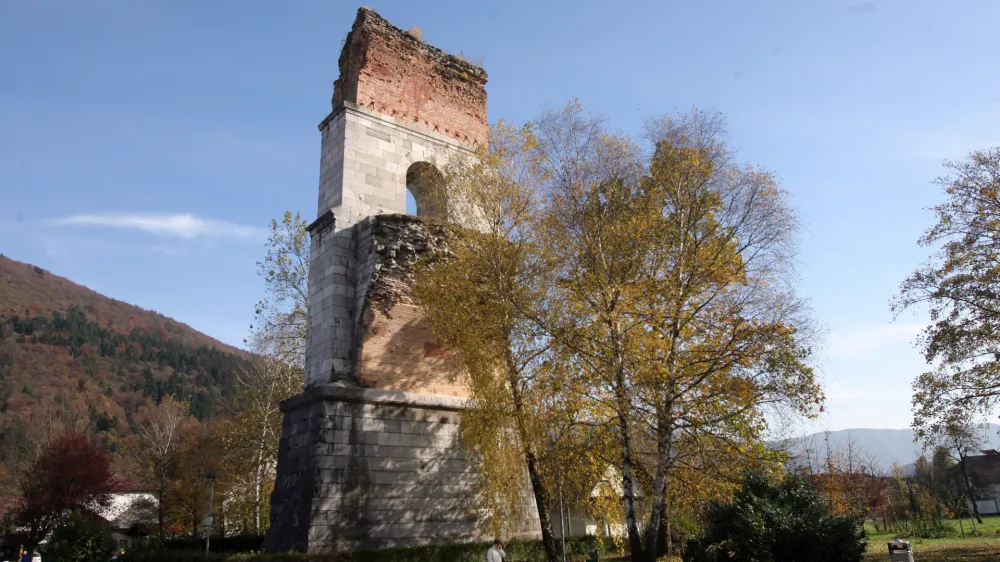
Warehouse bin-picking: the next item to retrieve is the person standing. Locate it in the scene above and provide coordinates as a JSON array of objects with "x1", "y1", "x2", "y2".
[{"x1": 486, "y1": 538, "x2": 506, "y2": 562}]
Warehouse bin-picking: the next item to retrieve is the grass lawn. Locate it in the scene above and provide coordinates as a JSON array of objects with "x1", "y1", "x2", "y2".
[
  {"x1": 647, "y1": 540, "x2": 1000, "y2": 561},
  {"x1": 863, "y1": 516, "x2": 1000, "y2": 561},
  {"x1": 600, "y1": 517, "x2": 1000, "y2": 561},
  {"x1": 598, "y1": 518, "x2": 1000, "y2": 561},
  {"x1": 863, "y1": 538, "x2": 1000, "y2": 561}
]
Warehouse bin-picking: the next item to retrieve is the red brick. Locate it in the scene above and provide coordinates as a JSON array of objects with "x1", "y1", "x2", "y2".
[{"x1": 333, "y1": 8, "x2": 488, "y2": 147}]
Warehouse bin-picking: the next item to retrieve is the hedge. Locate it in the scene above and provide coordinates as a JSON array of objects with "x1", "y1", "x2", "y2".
[{"x1": 121, "y1": 536, "x2": 608, "y2": 562}]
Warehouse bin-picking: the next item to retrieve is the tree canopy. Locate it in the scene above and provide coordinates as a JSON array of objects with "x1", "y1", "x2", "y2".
[
  {"x1": 416, "y1": 102, "x2": 823, "y2": 562},
  {"x1": 893, "y1": 149, "x2": 1000, "y2": 450}
]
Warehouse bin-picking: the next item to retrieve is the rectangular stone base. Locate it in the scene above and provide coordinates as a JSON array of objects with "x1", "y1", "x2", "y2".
[{"x1": 265, "y1": 383, "x2": 528, "y2": 553}]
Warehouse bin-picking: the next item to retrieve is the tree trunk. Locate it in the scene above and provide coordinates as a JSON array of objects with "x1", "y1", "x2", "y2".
[
  {"x1": 642, "y1": 313, "x2": 681, "y2": 562},
  {"x1": 507, "y1": 363, "x2": 560, "y2": 562},
  {"x1": 666, "y1": 516, "x2": 672, "y2": 557},
  {"x1": 254, "y1": 423, "x2": 266, "y2": 535},
  {"x1": 157, "y1": 469, "x2": 167, "y2": 538},
  {"x1": 606, "y1": 318, "x2": 643, "y2": 562},
  {"x1": 619, "y1": 411, "x2": 643, "y2": 562},
  {"x1": 641, "y1": 416, "x2": 671, "y2": 562},
  {"x1": 958, "y1": 452, "x2": 983, "y2": 524},
  {"x1": 525, "y1": 447, "x2": 560, "y2": 562}
]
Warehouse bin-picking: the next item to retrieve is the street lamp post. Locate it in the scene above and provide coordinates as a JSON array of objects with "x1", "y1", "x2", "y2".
[{"x1": 205, "y1": 469, "x2": 217, "y2": 556}]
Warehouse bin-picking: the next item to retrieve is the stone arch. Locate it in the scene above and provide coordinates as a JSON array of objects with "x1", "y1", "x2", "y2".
[{"x1": 405, "y1": 161, "x2": 446, "y2": 219}]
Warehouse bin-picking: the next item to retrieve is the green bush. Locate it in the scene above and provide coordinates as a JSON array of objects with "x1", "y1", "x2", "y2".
[
  {"x1": 40, "y1": 511, "x2": 117, "y2": 562},
  {"x1": 683, "y1": 471, "x2": 867, "y2": 562},
  {"x1": 119, "y1": 535, "x2": 604, "y2": 562}
]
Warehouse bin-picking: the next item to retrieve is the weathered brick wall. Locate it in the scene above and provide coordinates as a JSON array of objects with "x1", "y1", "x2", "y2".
[
  {"x1": 333, "y1": 7, "x2": 488, "y2": 147},
  {"x1": 354, "y1": 215, "x2": 469, "y2": 397},
  {"x1": 307, "y1": 212, "x2": 469, "y2": 394}
]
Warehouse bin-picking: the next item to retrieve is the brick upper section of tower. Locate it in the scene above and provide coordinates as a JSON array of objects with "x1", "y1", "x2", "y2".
[{"x1": 332, "y1": 8, "x2": 489, "y2": 147}]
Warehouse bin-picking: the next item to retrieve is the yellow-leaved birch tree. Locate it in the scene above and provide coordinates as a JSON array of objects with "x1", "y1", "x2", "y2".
[
  {"x1": 537, "y1": 104, "x2": 822, "y2": 562},
  {"x1": 415, "y1": 121, "x2": 572, "y2": 562},
  {"x1": 221, "y1": 332, "x2": 302, "y2": 534},
  {"x1": 417, "y1": 101, "x2": 823, "y2": 562}
]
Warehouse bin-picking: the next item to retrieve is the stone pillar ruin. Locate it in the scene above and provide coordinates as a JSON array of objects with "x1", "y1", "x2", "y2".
[{"x1": 264, "y1": 8, "x2": 540, "y2": 553}]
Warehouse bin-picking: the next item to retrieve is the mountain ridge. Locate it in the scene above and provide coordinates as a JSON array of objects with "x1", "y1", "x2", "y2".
[
  {"x1": 0, "y1": 254, "x2": 243, "y2": 354},
  {"x1": 775, "y1": 425, "x2": 1000, "y2": 472},
  {"x1": 0, "y1": 254, "x2": 249, "y2": 477}
]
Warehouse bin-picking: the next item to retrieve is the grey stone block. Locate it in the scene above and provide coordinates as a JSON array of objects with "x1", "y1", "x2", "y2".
[{"x1": 268, "y1": 93, "x2": 535, "y2": 554}]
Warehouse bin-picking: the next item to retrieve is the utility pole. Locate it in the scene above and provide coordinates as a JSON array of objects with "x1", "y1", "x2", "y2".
[{"x1": 205, "y1": 469, "x2": 217, "y2": 555}]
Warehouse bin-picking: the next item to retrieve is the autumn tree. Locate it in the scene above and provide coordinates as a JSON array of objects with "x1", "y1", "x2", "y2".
[
  {"x1": 222, "y1": 212, "x2": 307, "y2": 536},
  {"x1": 135, "y1": 395, "x2": 191, "y2": 536},
  {"x1": 415, "y1": 120, "x2": 568, "y2": 561},
  {"x1": 14, "y1": 430, "x2": 118, "y2": 550},
  {"x1": 893, "y1": 148, "x2": 1000, "y2": 444},
  {"x1": 887, "y1": 459, "x2": 952, "y2": 536},
  {"x1": 813, "y1": 435, "x2": 890, "y2": 528},
  {"x1": 251, "y1": 211, "x2": 309, "y2": 368},
  {"x1": 0, "y1": 400, "x2": 89, "y2": 494},
  {"x1": 221, "y1": 337, "x2": 302, "y2": 534},
  {"x1": 634, "y1": 431, "x2": 780, "y2": 555},
  {"x1": 167, "y1": 421, "x2": 225, "y2": 536},
  {"x1": 916, "y1": 416, "x2": 987, "y2": 523},
  {"x1": 417, "y1": 102, "x2": 822, "y2": 562},
  {"x1": 536, "y1": 104, "x2": 821, "y2": 562}
]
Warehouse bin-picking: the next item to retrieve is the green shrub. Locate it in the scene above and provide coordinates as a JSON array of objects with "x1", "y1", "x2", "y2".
[
  {"x1": 40, "y1": 511, "x2": 117, "y2": 562},
  {"x1": 683, "y1": 471, "x2": 867, "y2": 562}
]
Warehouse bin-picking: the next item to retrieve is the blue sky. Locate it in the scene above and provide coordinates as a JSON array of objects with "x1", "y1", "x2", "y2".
[{"x1": 2, "y1": 0, "x2": 999, "y2": 431}]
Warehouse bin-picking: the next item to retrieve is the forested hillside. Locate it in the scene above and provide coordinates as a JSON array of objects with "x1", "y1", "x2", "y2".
[{"x1": 0, "y1": 255, "x2": 248, "y2": 473}]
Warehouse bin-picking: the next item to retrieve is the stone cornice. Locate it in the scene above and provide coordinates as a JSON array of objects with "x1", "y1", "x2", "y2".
[{"x1": 281, "y1": 381, "x2": 469, "y2": 413}]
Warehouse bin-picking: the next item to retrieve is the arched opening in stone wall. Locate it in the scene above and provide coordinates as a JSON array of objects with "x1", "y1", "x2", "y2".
[
  {"x1": 405, "y1": 189, "x2": 418, "y2": 215},
  {"x1": 405, "y1": 161, "x2": 446, "y2": 219}
]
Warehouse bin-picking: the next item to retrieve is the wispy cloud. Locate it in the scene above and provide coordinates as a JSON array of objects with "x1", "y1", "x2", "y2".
[
  {"x1": 848, "y1": 2, "x2": 876, "y2": 14},
  {"x1": 826, "y1": 323, "x2": 924, "y2": 359},
  {"x1": 52, "y1": 213, "x2": 266, "y2": 241}
]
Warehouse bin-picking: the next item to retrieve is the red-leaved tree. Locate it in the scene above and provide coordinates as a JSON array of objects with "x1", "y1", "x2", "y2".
[{"x1": 14, "y1": 430, "x2": 118, "y2": 548}]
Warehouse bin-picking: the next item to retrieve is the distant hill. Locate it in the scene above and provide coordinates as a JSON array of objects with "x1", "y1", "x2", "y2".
[
  {"x1": 0, "y1": 254, "x2": 248, "y2": 454},
  {"x1": 775, "y1": 426, "x2": 1000, "y2": 473}
]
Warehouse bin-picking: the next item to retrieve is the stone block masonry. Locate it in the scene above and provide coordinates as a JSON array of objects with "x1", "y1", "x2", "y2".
[
  {"x1": 306, "y1": 5, "x2": 487, "y2": 389},
  {"x1": 264, "y1": 384, "x2": 481, "y2": 553},
  {"x1": 266, "y1": 7, "x2": 540, "y2": 553},
  {"x1": 307, "y1": 97, "x2": 477, "y2": 388}
]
